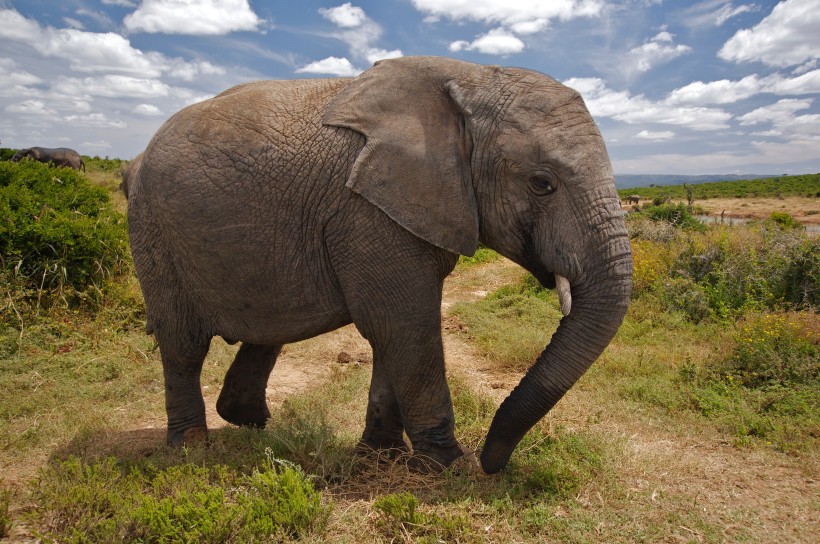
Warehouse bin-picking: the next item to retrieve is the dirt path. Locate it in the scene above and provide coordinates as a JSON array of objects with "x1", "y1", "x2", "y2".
[{"x1": 198, "y1": 258, "x2": 816, "y2": 542}]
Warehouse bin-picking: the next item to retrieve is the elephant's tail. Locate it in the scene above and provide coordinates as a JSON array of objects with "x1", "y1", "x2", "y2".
[
  {"x1": 120, "y1": 153, "x2": 143, "y2": 200},
  {"x1": 81, "y1": 159, "x2": 86, "y2": 172}
]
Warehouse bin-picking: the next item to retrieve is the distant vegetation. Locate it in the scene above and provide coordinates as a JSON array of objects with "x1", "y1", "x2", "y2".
[{"x1": 618, "y1": 173, "x2": 820, "y2": 200}]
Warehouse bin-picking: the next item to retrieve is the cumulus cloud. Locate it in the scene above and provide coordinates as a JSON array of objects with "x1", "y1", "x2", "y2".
[
  {"x1": 719, "y1": 0, "x2": 820, "y2": 68},
  {"x1": 636, "y1": 130, "x2": 676, "y2": 140},
  {"x1": 6, "y1": 99, "x2": 57, "y2": 117},
  {"x1": 0, "y1": 9, "x2": 226, "y2": 81},
  {"x1": 54, "y1": 76, "x2": 172, "y2": 99},
  {"x1": 666, "y1": 69, "x2": 820, "y2": 105},
  {"x1": 297, "y1": 4, "x2": 401, "y2": 75},
  {"x1": 738, "y1": 98, "x2": 813, "y2": 126},
  {"x1": 133, "y1": 103, "x2": 163, "y2": 116},
  {"x1": 628, "y1": 31, "x2": 692, "y2": 74},
  {"x1": 124, "y1": 0, "x2": 262, "y2": 35},
  {"x1": 63, "y1": 112, "x2": 127, "y2": 128},
  {"x1": 416, "y1": 0, "x2": 603, "y2": 56},
  {"x1": 565, "y1": 77, "x2": 732, "y2": 131},
  {"x1": 0, "y1": 58, "x2": 42, "y2": 90},
  {"x1": 449, "y1": 28, "x2": 525, "y2": 56},
  {"x1": 296, "y1": 56, "x2": 361, "y2": 77},
  {"x1": 412, "y1": 0, "x2": 604, "y2": 27}
]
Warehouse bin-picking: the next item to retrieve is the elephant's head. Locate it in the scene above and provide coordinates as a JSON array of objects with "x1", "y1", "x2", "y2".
[
  {"x1": 11, "y1": 148, "x2": 37, "y2": 162},
  {"x1": 325, "y1": 56, "x2": 632, "y2": 473}
]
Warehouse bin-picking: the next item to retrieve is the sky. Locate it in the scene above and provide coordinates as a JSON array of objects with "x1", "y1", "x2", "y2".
[{"x1": 1, "y1": 0, "x2": 819, "y2": 175}]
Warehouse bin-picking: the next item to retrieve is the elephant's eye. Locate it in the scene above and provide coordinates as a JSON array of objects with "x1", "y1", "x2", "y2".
[{"x1": 531, "y1": 174, "x2": 557, "y2": 196}]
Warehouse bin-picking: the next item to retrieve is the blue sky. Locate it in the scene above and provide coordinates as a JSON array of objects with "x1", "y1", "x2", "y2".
[{"x1": 1, "y1": 0, "x2": 819, "y2": 175}]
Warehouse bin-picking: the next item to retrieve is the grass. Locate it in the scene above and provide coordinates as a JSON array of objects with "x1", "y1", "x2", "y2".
[{"x1": 1, "y1": 160, "x2": 817, "y2": 542}]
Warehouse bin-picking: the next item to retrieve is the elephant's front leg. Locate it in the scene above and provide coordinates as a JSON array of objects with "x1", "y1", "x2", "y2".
[
  {"x1": 375, "y1": 324, "x2": 465, "y2": 471},
  {"x1": 217, "y1": 343, "x2": 280, "y2": 427},
  {"x1": 359, "y1": 361, "x2": 408, "y2": 455}
]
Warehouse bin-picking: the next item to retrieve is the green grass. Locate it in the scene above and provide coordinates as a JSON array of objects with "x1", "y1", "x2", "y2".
[{"x1": 618, "y1": 173, "x2": 820, "y2": 200}]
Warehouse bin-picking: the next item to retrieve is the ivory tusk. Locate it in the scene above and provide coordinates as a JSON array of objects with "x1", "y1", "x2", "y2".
[{"x1": 556, "y1": 275, "x2": 572, "y2": 316}]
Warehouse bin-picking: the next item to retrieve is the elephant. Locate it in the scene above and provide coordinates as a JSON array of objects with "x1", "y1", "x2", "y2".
[
  {"x1": 123, "y1": 56, "x2": 632, "y2": 474},
  {"x1": 625, "y1": 194, "x2": 641, "y2": 205},
  {"x1": 11, "y1": 146, "x2": 85, "y2": 171}
]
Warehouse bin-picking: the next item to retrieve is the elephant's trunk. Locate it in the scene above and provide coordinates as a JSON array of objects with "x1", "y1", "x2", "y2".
[{"x1": 480, "y1": 229, "x2": 632, "y2": 474}]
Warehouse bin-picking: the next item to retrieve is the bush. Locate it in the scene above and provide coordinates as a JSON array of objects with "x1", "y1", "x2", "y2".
[
  {"x1": 637, "y1": 203, "x2": 705, "y2": 231},
  {"x1": 30, "y1": 453, "x2": 331, "y2": 543},
  {"x1": 726, "y1": 313, "x2": 818, "y2": 388},
  {"x1": 0, "y1": 160, "x2": 129, "y2": 309},
  {"x1": 767, "y1": 211, "x2": 804, "y2": 230}
]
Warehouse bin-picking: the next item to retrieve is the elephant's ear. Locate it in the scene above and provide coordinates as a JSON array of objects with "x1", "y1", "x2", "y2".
[{"x1": 323, "y1": 57, "x2": 479, "y2": 256}]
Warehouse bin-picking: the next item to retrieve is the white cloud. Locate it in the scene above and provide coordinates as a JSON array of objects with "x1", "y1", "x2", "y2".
[
  {"x1": 565, "y1": 77, "x2": 732, "y2": 131},
  {"x1": 303, "y1": 4, "x2": 401, "y2": 74},
  {"x1": 54, "y1": 76, "x2": 172, "y2": 99},
  {"x1": 319, "y1": 3, "x2": 368, "y2": 28},
  {"x1": 681, "y1": 1, "x2": 757, "y2": 28},
  {"x1": 449, "y1": 28, "x2": 525, "y2": 56},
  {"x1": 102, "y1": 0, "x2": 136, "y2": 6},
  {"x1": 636, "y1": 130, "x2": 676, "y2": 140},
  {"x1": 417, "y1": 0, "x2": 603, "y2": 56},
  {"x1": 628, "y1": 31, "x2": 692, "y2": 73},
  {"x1": 667, "y1": 75, "x2": 762, "y2": 105},
  {"x1": 124, "y1": 0, "x2": 262, "y2": 35},
  {"x1": 411, "y1": 0, "x2": 605, "y2": 27},
  {"x1": 666, "y1": 69, "x2": 820, "y2": 106},
  {"x1": 719, "y1": 0, "x2": 820, "y2": 68},
  {"x1": 295, "y1": 57, "x2": 361, "y2": 77},
  {"x1": 738, "y1": 98, "x2": 812, "y2": 125},
  {"x1": 0, "y1": 9, "x2": 227, "y2": 83},
  {"x1": 63, "y1": 112, "x2": 127, "y2": 128},
  {"x1": 6, "y1": 100, "x2": 57, "y2": 117},
  {"x1": 133, "y1": 104, "x2": 163, "y2": 116},
  {"x1": 0, "y1": 58, "x2": 42, "y2": 90}
]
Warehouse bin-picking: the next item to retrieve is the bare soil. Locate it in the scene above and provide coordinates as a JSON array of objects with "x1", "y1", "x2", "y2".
[{"x1": 691, "y1": 197, "x2": 820, "y2": 224}]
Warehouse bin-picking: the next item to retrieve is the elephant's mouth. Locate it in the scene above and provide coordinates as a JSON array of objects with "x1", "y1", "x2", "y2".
[{"x1": 525, "y1": 259, "x2": 572, "y2": 316}]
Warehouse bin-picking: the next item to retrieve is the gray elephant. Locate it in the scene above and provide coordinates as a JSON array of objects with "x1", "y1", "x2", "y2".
[
  {"x1": 11, "y1": 146, "x2": 86, "y2": 171},
  {"x1": 625, "y1": 194, "x2": 641, "y2": 205},
  {"x1": 124, "y1": 56, "x2": 632, "y2": 474}
]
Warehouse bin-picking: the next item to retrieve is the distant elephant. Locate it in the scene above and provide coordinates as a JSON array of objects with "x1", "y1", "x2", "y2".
[
  {"x1": 124, "y1": 56, "x2": 632, "y2": 474},
  {"x1": 625, "y1": 194, "x2": 640, "y2": 205},
  {"x1": 11, "y1": 146, "x2": 85, "y2": 171}
]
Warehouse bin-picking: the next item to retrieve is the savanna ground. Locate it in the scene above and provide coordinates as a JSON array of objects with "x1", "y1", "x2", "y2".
[{"x1": 1, "y1": 161, "x2": 818, "y2": 542}]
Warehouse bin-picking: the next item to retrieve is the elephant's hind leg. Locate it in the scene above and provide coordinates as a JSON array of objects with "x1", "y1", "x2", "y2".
[
  {"x1": 155, "y1": 326, "x2": 211, "y2": 445},
  {"x1": 217, "y1": 343, "x2": 280, "y2": 427}
]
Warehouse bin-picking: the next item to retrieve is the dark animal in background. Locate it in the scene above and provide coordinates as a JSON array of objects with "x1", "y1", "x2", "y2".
[
  {"x1": 124, "y1": 56, "x2": 632, "y2": 474},
  {"x1": 11, "y1": 147, "x2": 85, "y2": 171},
  {"x1": 625, "y1": 194, "x2": 641, "y2": 205}
]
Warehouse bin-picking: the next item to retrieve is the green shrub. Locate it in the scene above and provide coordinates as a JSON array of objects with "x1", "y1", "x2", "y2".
[
  {"x1": 726, "y1": 313, "x2": 818, "y2": 388},
  {"x1": 30, "y1": 454, "x2": 331, "y2": 543},
  {"x1": 767, "y1": 211, "x2": 804, "y2": 230},
  {"x1": 0, "y1": 160, "x2": 128, "y2": 309},
  {"x1": 637, "y1": 203, "x2": 705, "y2": 231}
]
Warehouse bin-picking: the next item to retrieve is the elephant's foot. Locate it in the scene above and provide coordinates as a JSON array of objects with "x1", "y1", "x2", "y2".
[
  {"x1": 216, "y1": 390, "x2": 270, "y2": 428},
  {"x1": 167, "y1": 425, "x2": 209, "y2": 446},
  {"x1": 407, "y1": 441, "x2": 467, "y2": 474}
]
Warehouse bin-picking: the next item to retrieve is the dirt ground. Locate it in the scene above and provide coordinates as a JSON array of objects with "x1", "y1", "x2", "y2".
[{"x1": 694, "y1": 197, "x2": 820, "y2": 225}]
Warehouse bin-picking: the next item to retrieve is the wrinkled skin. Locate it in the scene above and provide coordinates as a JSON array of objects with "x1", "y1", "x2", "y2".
[
  {"x1": 124, "y1": 56, "x2": 632, "y2": 474},
  {"x1": 12, "y1": 146, "x2": 85, "y2": 171}
]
